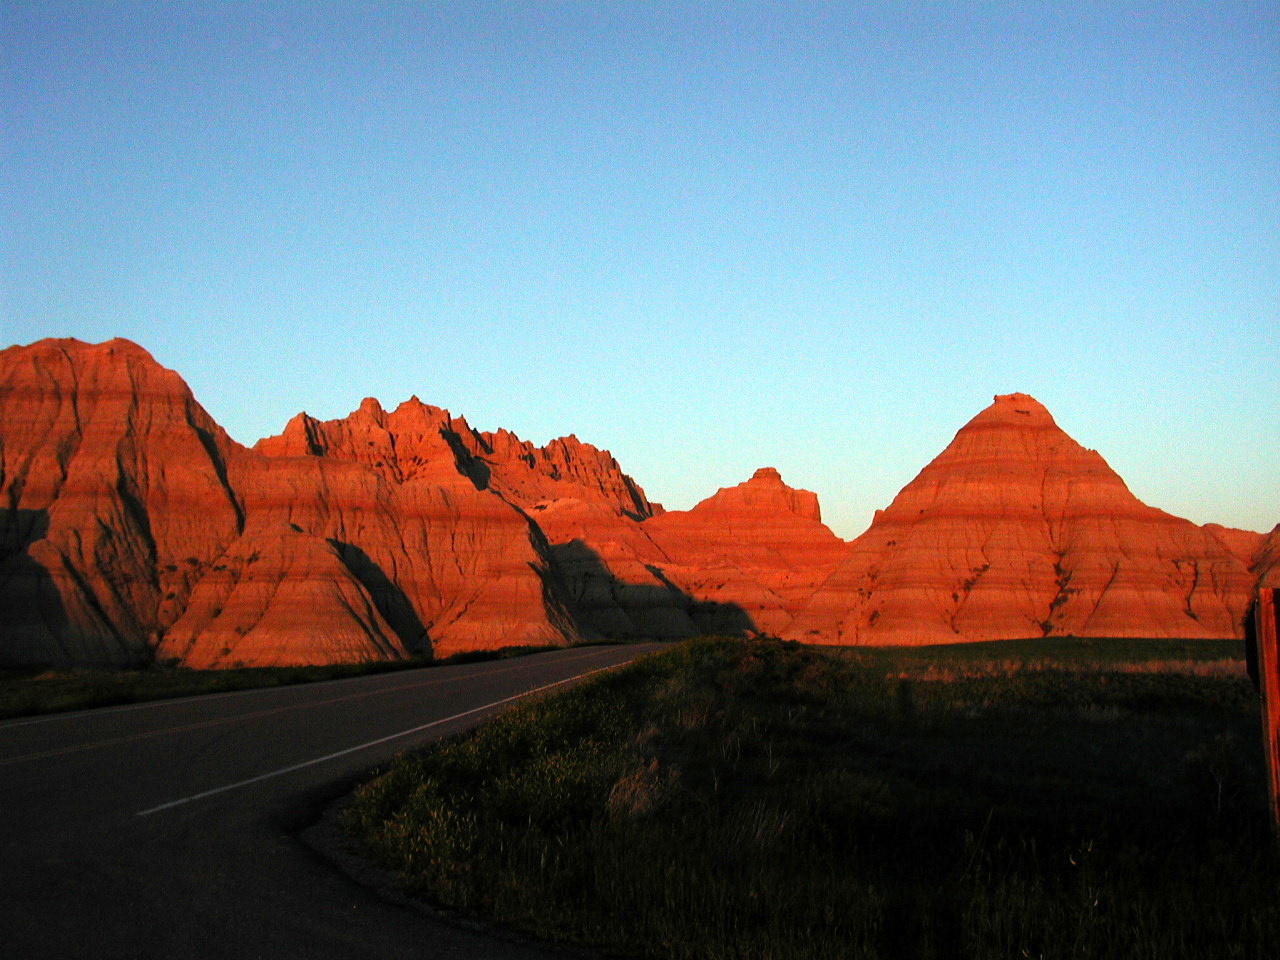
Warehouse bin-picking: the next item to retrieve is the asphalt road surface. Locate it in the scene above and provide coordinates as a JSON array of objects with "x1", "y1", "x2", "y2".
[{"x1": 0, "y1": 643, "x2": 666, "y2": 960}]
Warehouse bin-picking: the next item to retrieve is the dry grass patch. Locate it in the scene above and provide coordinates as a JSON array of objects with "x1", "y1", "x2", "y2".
[{"x1": 345, "y1": 636, "x2": 1275, "y2": 960}]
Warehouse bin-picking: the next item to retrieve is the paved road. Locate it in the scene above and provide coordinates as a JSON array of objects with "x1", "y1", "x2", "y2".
[{"x1": 0, "y1": 644, "x2": 665, "y2": 960}]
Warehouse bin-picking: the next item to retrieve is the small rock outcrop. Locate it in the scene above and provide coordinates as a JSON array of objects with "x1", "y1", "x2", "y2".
[
  {"x1": 644, "y1": 468, "x2": 851, "y2": 634},
  {"x1": 1253, "y1": 525, "x2": 1280, "y2": 590}
]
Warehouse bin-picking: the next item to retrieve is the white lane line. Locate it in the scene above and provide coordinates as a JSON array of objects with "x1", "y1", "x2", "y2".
[
  {"x1": 4, "y1": 648, "x2": 638, "y2": 766},
  {"x1": 2, "y1": 645, "x2": 624, "y2": 729},
  {"x1": 135, "y1": 663, "x2": 622, "y2": 817}
]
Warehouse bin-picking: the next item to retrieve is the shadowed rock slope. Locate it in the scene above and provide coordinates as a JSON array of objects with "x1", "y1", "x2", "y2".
[
  {"x1": 523, "y1": 467, "x2": 850, "y2": 641},
  {"x1": 643, "y1": 468, "x2": 852, "y2": 635}
]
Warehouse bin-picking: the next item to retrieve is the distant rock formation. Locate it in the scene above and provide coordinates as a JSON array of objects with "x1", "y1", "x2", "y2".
[
  {"x1": 643, "y1": 468, "x2": 851, "y2": 635},
  {"x1": 255, "y1": 398, "x2": 656, "y2": 520},
  {"x1": 1, "y1": 342, "x2": 1272, "y2": 668},
  {"x1": 783, "y1": 394, "x2": 1259, "y2": 645},
  {"x1": 1253, "y1": 525, "x2": 1280, "y2": 590},
  {"x1": 515, "y1": 467, "x2": 850, "y2": 641}
]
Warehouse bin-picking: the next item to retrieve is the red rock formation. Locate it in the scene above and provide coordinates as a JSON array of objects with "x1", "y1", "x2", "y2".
[
  {"x1": 187, "y1": 407, "x2": 579, "y2": 663},
  {"x1": 1254, "y1": 525, "x2": 1280, "y2": 590},
  {"x1": 476, "y1": 429, "x2": 657, "y2": 520},
  {"x1": 644, "y1": 468, "x2": 851, "y2": 635},
  {"x1": 530, "y1": 500, "x2": 702, "y2": 640},
  {"x1": 2, "y1": 340, "x2": 572, "y2": 666},
  {"x1": 252, "y1": 395, "x2": 678, "y2": 644},
  {"x1": 255, "y1": 399, "x2": 657, "y2": 520},
  {"x1": 1203, "y1": 524, "x2": 1267, "y2": 568},
  {"x1": 3, "y1": 341, "x2": 1270, "y2": 666},
  {"x1": 158, "y1": 523, "x2": 404, "y2": 668},
  {"x1": 510, "y1": 467, "x2": 850, "y2": 640},
  {"x1": 157, "y1": 448, "x2": 567, "y2": 664},
  {"x1": 0, "y1": 339, "x2": 244, "y2": 664},
  {"x1": 785, "y1": 394, "x2": 1258, "y2": 645}
]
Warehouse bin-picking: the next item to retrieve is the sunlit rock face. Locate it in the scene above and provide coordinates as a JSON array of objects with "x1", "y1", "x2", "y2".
[
  {"x1": 157, "y1": 523, "x2": 405, "y2": 668},
  {"x1": 1202, "y1": 524, "x2": 1267, "y2": 568},
  {"x1": 643, "y1": 468, "x2": 852, "y2": 635},
  {"x1": 250, "y1": 396, "x2": 663, "y2": 655},
  {"x1": 158, "y1": 448, "x2": 566, "y2": 666},
  {"x1": 510, "y1": 467, "x2": 852, "y2": 641},
  {"x1": 1253, "y1": 526, "x2": 1280, "y2": 590},
  {"x1": 255, "y1": 399, "x2": 657, "y2": 520},
  {"x1": 784, "y1": 394, "x2": 1258, "y2": 645},
  {"x1": 1, "y1": 339, "x2": 570, "y2": 666},
  {"x1": 252, "y1": 399, "x2": 851, "y2": 642},
  {"x1": 256, "y1": 400, "x2": 845, "y2": 643},
  {"x1": 2, "y1": 341, "x2": 1271, "y2": 667},
  {"x1": 475, "y1": 428, "x2": 658, "y2": 520},
  {"x1": 0, "y1": 339, "x2": 245, "y2": 665}
]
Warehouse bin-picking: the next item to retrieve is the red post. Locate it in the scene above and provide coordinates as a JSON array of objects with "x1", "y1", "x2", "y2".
[{"x1": 1256, "y1": 588, "x2": 1280, "y2": 845}]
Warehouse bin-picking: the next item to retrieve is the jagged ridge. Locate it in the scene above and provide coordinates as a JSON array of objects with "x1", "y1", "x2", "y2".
[{"x1": 1, "y1": 344, "x2": 1272, "y2": 667}]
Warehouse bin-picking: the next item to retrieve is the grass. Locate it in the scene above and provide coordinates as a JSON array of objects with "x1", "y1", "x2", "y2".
[
  {"x1": 344, "y1": 636, "x2": 1276, "y2": 960},
  {"x1": 0, "y1": 643, "x2": 565, "y2": 720}
]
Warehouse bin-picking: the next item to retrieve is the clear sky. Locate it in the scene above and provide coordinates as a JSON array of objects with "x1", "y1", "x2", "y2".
[{"x1": 3, "y1": 1, "x2": 1277, "y2": 538}]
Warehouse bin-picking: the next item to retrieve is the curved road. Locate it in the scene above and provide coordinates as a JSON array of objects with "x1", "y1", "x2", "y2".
[{"x1": 0, "y1": 644, "x2": 665, "y2": 959}]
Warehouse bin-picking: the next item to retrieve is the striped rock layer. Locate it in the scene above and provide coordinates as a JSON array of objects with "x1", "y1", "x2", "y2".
[{"x1": 1, "y1": 342, "x2": 1272, "y2": 667}]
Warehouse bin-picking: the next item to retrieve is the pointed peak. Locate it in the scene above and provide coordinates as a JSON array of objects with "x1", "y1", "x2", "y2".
[
  {"x1": 389, "y1": 396, "x2": 451, "y2": 423},
  {"x1": 967, "y1": 393, "x2": 1057, "y2": 429}
]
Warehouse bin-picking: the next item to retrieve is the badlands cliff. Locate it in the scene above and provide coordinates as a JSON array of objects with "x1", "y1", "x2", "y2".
[
  {"x1": 2, "y1": 339, "x2": 571, "y2": 665},
  {"x1": 0, "y1": 339, "x2": 1273, "y2": 667},
  {"x1": 782, "y1": 394, "x2": 1260, "y2": 645}
]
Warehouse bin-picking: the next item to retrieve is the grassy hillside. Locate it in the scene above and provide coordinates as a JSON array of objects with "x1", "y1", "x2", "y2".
[{"x1": 345, "y1": 636, "x2": 1275, "y2": 960}]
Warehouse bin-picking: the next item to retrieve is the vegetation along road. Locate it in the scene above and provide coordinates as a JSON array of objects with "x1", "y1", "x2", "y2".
[{"x1": 0, "y1": 644, "x2": 664, "y2": 960}]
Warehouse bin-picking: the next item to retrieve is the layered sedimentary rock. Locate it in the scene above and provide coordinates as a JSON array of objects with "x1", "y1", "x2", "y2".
[
  {"x1": 255, "y1": 398, "x2": 656, "y2": 520},
  {"x1": 785, "y1": 394, "x2": 1257, "y2": 645},
  {"x1": 251, "y1": 396, "x2": 670, "y2": 649},
  {"x1": 3, "y1": 340, "x2": 1272, "y2": 667},
  {"x1": 1203, "y1": 524, "x2": 1267, "y2": 568},
  {"x1": 2, "y1": 339, "x2": 571, "y2": 666},
  {"x1": 477, "y1": 428, "x2": 656, "y2": 520},
  {"x1": 643, "y1": 468, "x2": 851, "y2": 634},
  {"x1": 244, "y1": 399, "x2": 577, "y2": 660},
  {"x1": 0, "y1": 339, "x2": 245, "y2": 664},
  {"x1": 1254, "y1": 526, "x2": 1280, "y2": 590},
  {"x1": 531, "y1": 500, "x2": 702, "y2": 640},
  {"x1": 159, "y1": 447, "x2": 566, "y2": 665},
  {"x1": 158, "y1": 523, "x2": 404, "y2": 668},
  {"x1": 515, "y1": 467, "x2": 851, "y2": 640}
]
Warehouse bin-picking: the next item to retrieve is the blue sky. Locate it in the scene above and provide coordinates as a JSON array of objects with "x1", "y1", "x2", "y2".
[{"x1": 3, "y1": 1, "x2": 1277, "y2": 538}]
